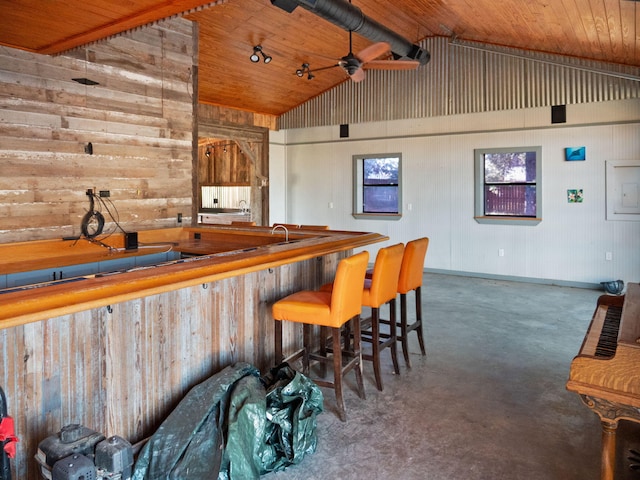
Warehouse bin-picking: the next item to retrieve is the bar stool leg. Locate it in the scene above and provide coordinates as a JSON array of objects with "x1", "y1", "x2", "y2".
[
  {"x1": 400, "y1": 293, "x2": 411, "y2": 367},
  {"x1": 415, "y1": 286, "x2": 426, "y2": 356},
  {"x1": 331, "y1": 327, "x2": 346, "y2": 422},
  {"x1": 275, "y1": 319, "x2": 283, "y2": 364},
  {"x1": 370, "y1": 307, "x2": 383, "y2": 391},
  {"x1": 319, "y1": 326, "x2": 328, "y2": 378},
  {"x1": 389, "y1": 298, "x2": 400, "y2": 375},
  {"x1": 302, "y1": 324, "x2": 312, "y2": 375},
  {"x1": 351, "y1": 314, "x2": 366, "y2": 400}
]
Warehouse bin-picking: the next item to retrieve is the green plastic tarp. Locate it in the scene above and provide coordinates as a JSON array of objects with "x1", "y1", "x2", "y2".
[{"x1": 132, "y1": 362, "x2": 323, "y2": 480}]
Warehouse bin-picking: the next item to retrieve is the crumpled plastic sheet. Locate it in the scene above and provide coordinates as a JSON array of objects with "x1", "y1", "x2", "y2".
[
  {"x1": 257, "y1": 363, "x2": 324, "y2": 474},
  {"x1": 132, "y1": 362, "x2": 260, "y2": 480},
  {"x1": 132, "y1": 362, "x2": 323, "y2": 480}
]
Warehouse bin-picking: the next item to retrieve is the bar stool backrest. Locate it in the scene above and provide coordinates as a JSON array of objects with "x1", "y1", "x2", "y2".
[
  {"x1": 330, "y1": 251, "x2": 369, "y2": 326},
  {"x1": 397, "y1": 237, "x2": 429, "y2": 294},
  {"x1": 366, "y1": 243, "x2": 405, "y2": 308}
]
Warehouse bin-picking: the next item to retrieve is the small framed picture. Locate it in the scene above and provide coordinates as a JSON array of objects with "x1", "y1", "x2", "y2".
[
  {"x1": 567, "y1": 189, "x2": 584, "y2": 203},
  {"x1": 565, "y1": 147, "x2": 586, "y2": 161}
]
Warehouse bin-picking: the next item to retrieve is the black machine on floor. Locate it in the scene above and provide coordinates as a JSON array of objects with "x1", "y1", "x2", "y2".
[{"x1": 35, "y1": 424, "x2": 133, "y2": 480}]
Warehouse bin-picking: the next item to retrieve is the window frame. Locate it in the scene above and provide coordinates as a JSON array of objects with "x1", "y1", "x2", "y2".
[
  {"x1": 352, "y1": 153, "x2": 402, "y2": 220},
  {"x1": 474, "y1": 146, "x2": 542, "y2": 226}
]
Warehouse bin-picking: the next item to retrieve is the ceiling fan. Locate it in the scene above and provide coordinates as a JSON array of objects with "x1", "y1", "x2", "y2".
[{"x1": 308, "y1": 30, "x2": 420, "y2": 83}]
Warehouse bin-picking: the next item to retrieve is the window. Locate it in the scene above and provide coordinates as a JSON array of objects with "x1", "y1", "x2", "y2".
[
  {"x1": 474, "y1": 147, "x2": 542, "y2": 225},
  {"x1": 353, "y1": 153, "x2": 402, "y2": 219}
]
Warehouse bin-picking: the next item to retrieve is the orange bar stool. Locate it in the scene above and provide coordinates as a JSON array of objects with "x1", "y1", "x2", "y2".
[
  {"x1": 272, "y1": 251, "x2": 369, "y2": 421},
  {"x1": 394, "y1": 237, "x2": 429, "y2": 367},
  {"x1": 324, "y1": 243, "x2": 404, "y2": 391},
  {"x1": 360, "y1": 243, "x2": 404, "y2": 390}
]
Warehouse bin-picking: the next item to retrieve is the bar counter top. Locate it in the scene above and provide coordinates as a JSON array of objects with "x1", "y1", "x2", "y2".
[{"x1": 0, "y1": 225, "x2": 387, "y2": 329}]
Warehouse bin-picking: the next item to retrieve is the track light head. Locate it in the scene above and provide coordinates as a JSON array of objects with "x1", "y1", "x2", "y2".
[
  {"x1": 296, "y1": 63, "x2": 309, "y2": 77},
  {"x1": 250, "y1": 45, "x2": 261, "y2": 63}
]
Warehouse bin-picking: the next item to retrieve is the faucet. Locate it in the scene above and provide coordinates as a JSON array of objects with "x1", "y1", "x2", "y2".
[
  {"x1": 271, "y1": 224, "x2": 289, "y2": 242},
  {"x1": 238, "y1": 200, "x2": 248, "y2": 213}
]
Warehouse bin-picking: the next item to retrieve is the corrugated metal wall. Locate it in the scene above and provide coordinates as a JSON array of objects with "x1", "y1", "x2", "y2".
[{"x1": 278, "y1": 37, "x2": 640, "y2": 129}]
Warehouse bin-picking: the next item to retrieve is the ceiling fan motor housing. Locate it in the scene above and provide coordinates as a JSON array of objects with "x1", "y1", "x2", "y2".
[{"x1": 340, "y1": 53, "x2": 361, "y2": 74}]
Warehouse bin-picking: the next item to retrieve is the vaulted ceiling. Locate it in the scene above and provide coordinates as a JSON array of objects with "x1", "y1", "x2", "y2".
[{"x1": 1, "y1": 0, "x2": 638, "y2": 117}]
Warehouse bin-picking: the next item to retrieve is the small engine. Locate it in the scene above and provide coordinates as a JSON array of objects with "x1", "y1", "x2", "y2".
[{"x1": 35, "y1": 424, "x2": 133, "y2": 480}]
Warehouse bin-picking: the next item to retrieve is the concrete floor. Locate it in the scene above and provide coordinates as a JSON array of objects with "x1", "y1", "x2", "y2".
[{"x1": 264, "y1": 273, "x2": 626, "y2": 480}]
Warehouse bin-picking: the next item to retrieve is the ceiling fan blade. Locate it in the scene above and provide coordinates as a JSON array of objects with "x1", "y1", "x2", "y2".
[
  {"x1": 350, "y1": 67, "x2": 365, "y2": 82},
  {"x1": 356, "y1": 42, "x2": 391, "y2": 63},
  {"x1": 363, "y1": 60, "x2": 420, "y2": 71}
]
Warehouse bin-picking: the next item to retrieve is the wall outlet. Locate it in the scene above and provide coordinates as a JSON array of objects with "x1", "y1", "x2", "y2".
[
  {"x1": 605, "y1": 252, "x2": 612, "y2": 261},
  {"x1": 177, "y1": 213, "x2": 183, "y2": 224},
  {"x1": 499, "y1": 248, "x2": 505, "y2": 257},
  {"x1": 99, "y1": 190, "x2": 110, "y2": 197}
]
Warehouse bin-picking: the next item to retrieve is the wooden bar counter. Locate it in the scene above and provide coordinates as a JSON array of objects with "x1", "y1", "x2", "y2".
[{"x1": 0, "y1": 225, "x2": 386, "y2": 479}]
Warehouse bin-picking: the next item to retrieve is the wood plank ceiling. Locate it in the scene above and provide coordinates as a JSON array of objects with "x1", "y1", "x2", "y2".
[{"x1": 0, "y1": 0, "x2": 638, "y2": 116}]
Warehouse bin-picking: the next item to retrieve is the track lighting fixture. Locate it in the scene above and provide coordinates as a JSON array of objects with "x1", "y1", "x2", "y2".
[
  {"x1": 295, "y1": 63, "x2": 314, "y2": 80},
  {"x1": 250, "y1": 45, "x2": 272, "y2": 64},
  {"x1": 205, "y1": 146, "x2": 211, "y2": 158}
]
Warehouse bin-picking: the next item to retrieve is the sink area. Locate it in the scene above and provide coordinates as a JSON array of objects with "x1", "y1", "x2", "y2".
[
  {"x1": 203, "y1": 208, "x2": 246, "y2": 214},
  {"x1": 198, "y1": 209, "x2": 252, "y2": 225}
]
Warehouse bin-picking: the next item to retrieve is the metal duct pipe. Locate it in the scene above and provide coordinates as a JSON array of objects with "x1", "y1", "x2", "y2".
[{"x1": 271, "y1": 0, "x2": 430, "y2": 65}]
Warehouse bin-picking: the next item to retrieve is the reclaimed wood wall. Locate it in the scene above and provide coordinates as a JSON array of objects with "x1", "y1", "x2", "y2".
[
  {"x1": 0, "y1": 252, "x2": 344, "y2": 479},
  {"x1": 0, "y1": 18, "x2": 196, "y2": 244},
  {"x1": 197, "y1": 140, "x2": 251, "y2": 186},
  {"x1": 197, "y1": 107, "x2": 270, "y2": 225}
]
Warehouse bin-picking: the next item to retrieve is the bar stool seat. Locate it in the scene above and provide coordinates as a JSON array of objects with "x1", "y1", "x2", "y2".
[{"x1": 272, "y1": 251, "x2": 369, "y2": 421}]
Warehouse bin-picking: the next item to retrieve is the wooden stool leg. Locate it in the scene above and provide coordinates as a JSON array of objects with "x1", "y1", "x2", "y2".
[
  {"x1": 275, "y1": 319, "x2": 283, "y2": 364},
  {"x1": 389, "y1": 298, "x2": 400, "y2": 375},
  {"x1": 371, "y1": 307, "x2": 383, "y2": 391},
  {"x1": 351, "y1": 314, "x2": 366, "y2": 400},
  {"x1": 332, "y1": 327, "x2": 346, "y2": 422},
  {"x1": 400, "y1": 293, "x2": 411, "y2": 367},
  {"x1": 302, "y1": 324, "x2": 312, "y2": 375},
  {"x1": 342, "y1": 321, "x2": 351, "y2": 352},
  {"x1": 415, "y1": 286, "x2": 426, "y2": 356},
  {"x1": 319, "y1": 326, "x2": 328, "y2": 378}
]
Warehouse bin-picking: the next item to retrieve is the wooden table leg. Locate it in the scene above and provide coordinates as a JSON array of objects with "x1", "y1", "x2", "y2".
[{"x1": 601, "y1": 421, "x2": 617, "y2": 480}]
